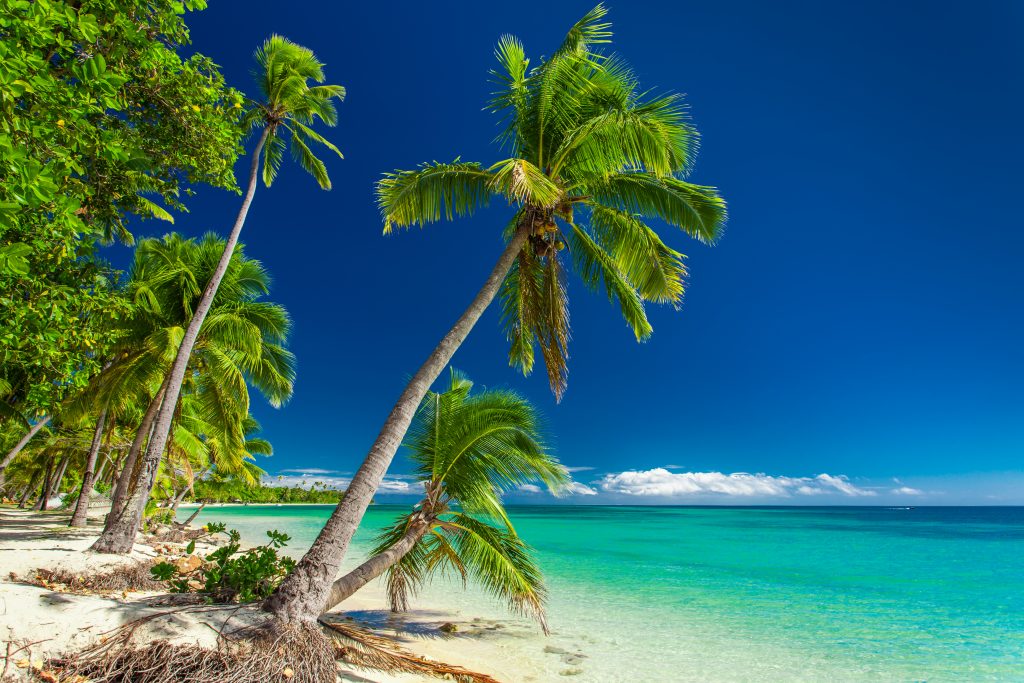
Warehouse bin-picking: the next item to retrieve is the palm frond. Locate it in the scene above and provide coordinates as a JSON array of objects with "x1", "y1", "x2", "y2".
[{"x1": 378, "y1": 161, "x2": 496, "y2": 233}]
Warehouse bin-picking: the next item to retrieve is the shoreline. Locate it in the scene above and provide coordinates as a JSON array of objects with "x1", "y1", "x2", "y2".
[{"x1": 0, "y1": 507, "x2": 530, "y2": 682}]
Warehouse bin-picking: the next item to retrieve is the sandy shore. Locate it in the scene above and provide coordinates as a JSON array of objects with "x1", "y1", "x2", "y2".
[{"x1": 0, "y1": 507, "x2": 536, "y2": 682}]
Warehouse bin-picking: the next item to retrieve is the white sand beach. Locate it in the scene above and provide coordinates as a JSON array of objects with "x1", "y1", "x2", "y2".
[{"x1": 0, "y1": 508, "x2": 545, "y2": 682}]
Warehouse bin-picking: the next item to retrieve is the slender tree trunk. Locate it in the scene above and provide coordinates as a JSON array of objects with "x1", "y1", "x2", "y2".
[
  {"x1": 324, "y1": 516, "x2": 431, "y2": 612},
  {"x1": 92, "y1": 128, "x2": 270, "y2": 555},
  {"x1": 182, "y1": 501, "x2": 206, "y2": 527},
  {"x1": 94, "y1": 447, "x2": 113, "y2": 487},
  {"x1": 18, "y1": 470, "x2": 41, "y2": 508},
  {"x1": 106, "y1": 380, "x2": 167, "y2": 526},
  {"x1": 69, "y1": 409, "x2": 108, "y2": 527},
  {"x1": 46, "y1": 455, "x2": 70, "y2": 506},
  {"x1": 0, "y1": 416, "x2": 50, "y2": 487},
  {"x1": 32, "y1": 458, "x2": 54, "y2": 511},
  {"x1": 264, "y1": 221, "x2": 533, "y2": 621}
]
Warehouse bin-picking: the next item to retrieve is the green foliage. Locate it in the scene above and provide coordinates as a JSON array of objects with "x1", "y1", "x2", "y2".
[
  {"x1": 373, "y1": 370, "x2": 567, "y2": 631},
  {"x1": 150, "y1": 527, "x2": 296, "y2": 603},
  {"x1": 190, "y1": 477, "x2": 344, "y2": 504},
  {"x1": 377, "y1": 3, "x2": 727, "y2": 400},
  {"x1": 0, "y1": 0, "x2": 244, "y2": 415},
  {"x1": 243, "y1": 35, "x2": 344, "y2": 190}
]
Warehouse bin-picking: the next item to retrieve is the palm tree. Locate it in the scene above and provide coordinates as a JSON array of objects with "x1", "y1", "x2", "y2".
[
  {"x1": 109, "y1": 36, "x2": 342, "y2": 548},
  {"x1": 266, "y1": 4, "x2": 726, "y2": 621},
  {"x1": 92, "y1": 233, "x2": 296, "y2": 552},
  {"x1": 324, "y1": 371, "x2": 566, "y2": 632}
]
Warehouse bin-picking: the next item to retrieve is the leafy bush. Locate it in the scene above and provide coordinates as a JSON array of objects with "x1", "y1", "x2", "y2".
[{"x1": 150, "y1": 526, "x2": 295, "y2": 603}]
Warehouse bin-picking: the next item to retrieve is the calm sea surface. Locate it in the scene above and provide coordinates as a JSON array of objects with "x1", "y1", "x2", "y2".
[{"x1": 183, "y1": 505, "x2": 1024, "y2": 682}]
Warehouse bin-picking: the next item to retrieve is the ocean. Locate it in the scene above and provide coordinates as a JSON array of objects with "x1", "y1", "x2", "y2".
[{"x1": 182, "y1": 505, "x2": 1024, "y2": 682}]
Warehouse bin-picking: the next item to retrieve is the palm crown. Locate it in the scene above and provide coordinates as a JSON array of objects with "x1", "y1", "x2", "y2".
[
  {"x1": 244, "y1": 35, "x2": 345, "y2": 189},
  {"x1": 378, "y1": 4, "x2": 726, "y2": 399},
  {"x1": 373, "y1": 370, "x2": 568, "y2": 631}
]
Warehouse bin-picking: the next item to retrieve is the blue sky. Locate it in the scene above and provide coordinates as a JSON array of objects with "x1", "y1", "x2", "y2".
[{"x1": 115, "y1": 1, "x2": 1024, "y2": 504}]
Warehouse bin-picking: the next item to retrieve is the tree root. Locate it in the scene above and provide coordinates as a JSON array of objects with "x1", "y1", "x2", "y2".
[{"x1": 47, "y1": 606, "x2": 500, "y2": 683}]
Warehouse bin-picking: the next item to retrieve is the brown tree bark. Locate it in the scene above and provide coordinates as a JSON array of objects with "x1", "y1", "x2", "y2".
[
  {"x1": 104, "y1": 379, "x2": 167, "y2": 527},
  {"x1": 323, "y1": 516, "x2": 431, "y2": 612},
  {"x1": 69, "y1": 409, "x2": 107, "y2": 527}
]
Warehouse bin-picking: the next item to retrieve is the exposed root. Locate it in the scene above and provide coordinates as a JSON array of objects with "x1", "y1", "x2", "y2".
[
  {"x1": 25, "y1": 562, "x2": 165, "y2": 595},
  {"x1": 47, "y1": 607, "x2": 500, "y2": 683},
  {"x1": 51, "y1": 615, "x2": 334, "y2": 683},
  {"x1": 322, "y1": 618, "x2": 500, "y2": 683}
]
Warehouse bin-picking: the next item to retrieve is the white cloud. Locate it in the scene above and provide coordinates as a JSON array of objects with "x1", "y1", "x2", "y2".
[
  {"x1": 565, "y1": 466, "x2": 595, "y2": 473},
  {"x1": 596, "y1": 468, "x2": 876, "y2": 498},
  {"x1": 517, "y1": 484, "x2": 543, "y2": 494},
  {"x1": 892, "y1": 486, "x2": 924, "y2": 496},
  {"x1": 565, "y1": 482, "x2": 598, "y2": 496}
]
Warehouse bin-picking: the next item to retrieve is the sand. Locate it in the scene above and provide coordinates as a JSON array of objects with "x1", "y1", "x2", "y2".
[{"x1": 0, "y1": 507, "x2": 534, "y2": 682}]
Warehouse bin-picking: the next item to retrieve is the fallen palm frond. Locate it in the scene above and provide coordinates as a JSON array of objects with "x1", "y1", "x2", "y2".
[
  {"x1": 26, "y1": 562, "x2": 166, "y2": 594},
  {"x1": 321, "y1": 617, "x2": 500, "y2": 683}
]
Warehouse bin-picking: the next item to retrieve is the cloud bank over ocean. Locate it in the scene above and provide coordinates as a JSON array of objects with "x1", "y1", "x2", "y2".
[{"x1": 268, "y1": 465, "x2": 1024, "y2": 504}]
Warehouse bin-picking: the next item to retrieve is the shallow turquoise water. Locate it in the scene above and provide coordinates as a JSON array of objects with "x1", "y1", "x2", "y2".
[{"x1": 183, "y1": 505, "x2": 1024, "y2": 681}]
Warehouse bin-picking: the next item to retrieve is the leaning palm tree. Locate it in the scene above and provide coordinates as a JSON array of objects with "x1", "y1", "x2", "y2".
[
  {"x1": 115, "y1": 36, "x2": 342, "y2": 548},
  {"x1": 324, "y1": 370, "x2": 567, "y2": 632},
  {"x1": 266, "y1": 4, "x2": 725, "y2": 621}
]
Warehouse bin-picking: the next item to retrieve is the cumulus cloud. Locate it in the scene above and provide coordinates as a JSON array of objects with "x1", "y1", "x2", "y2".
[
  {"x1": 517, "y1": 484, "x2": 542, "y2": 494},
  {"x1": 596, "y1": 468, "x2": 875, "y2": 498}
]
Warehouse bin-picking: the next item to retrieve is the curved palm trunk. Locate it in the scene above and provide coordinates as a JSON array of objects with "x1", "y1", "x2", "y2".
[
  {"x1": 182, "y1": 501, "x2": 206, "y2": 527},
  {"x1": 264, "y1": 221, "x2": 533, "y2": 622},
  {"x1": 92, "y1": 128, "x2": 270, "y2": 555},
  {"x1": 69, "y1": 409, "x2": 107, "y2": 527},
  {"x1": 18, "y1": 470, "x2": 41, "y2": 508},
  {"x1": 324, "y1": 517, "x2": 431, "y2": 612},
  {"x1": 106, "y1": 380, "x2": 167, "y2": 526},
  {"x1": 0, "y1": 416, "x2": 50, "y2": 487}
]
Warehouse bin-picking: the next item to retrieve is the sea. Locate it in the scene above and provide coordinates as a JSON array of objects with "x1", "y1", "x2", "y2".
[{"x1": 181, "y1": 505, "x2": 1024, "y2": 682}]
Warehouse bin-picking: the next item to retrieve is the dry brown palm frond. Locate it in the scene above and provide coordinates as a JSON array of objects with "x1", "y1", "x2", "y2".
[{"x1": 26, "y1": 562, "x2": 166, "y2": 594}]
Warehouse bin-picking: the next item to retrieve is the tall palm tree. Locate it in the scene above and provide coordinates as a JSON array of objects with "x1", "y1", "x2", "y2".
[
  {"x1": 107, "y1": 36, "x2": 342, "y2": 548},
  {"x1": 325, "y1": 371, "x2": 566, "y2": 632},
  {"x1": 92, "y1": 234, "x2": 296, "y2": 552},
  {"x1": 266, "y1": 4, "x2": 726, "y2": 621}
]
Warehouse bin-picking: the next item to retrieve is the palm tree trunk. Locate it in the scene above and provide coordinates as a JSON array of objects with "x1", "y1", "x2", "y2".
[
  {"x1": 92, "y1": 128, "x2": 270, "y2": 555},
  {"x1": 264, "y1": 221, "x2": 533, "y2": 622},
  {"x1": 105, "y1": 379, "x2": 167, "y2": 527},
  {"x1": 182, "y1": 501, "x2": 206, "y2": 527},
  {"x1": 69, "y1": 409, "x2": 108, "y2": 527},
  {"x1": 324, "y1": 516, "x2": 431, "y2": 612},
  {"x1": 32, "y1": 458, "x2": 55, "y2": 511},
  {"x1": 18, "y1": 470, "x2": 41, "y2": 508},
  {"x1": 46, "y1": 455, "x2": 70, "y2": 505},
  {"x1": 0, "y1": 416, "x2": 50, "y2": 487}
]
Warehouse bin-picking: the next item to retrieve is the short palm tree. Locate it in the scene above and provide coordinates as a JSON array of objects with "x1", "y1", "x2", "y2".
[
  {"x1": 267, "y1": 5, "x2": 725, "y2": 621},
  {"x1": 122, "y1": 36, "x2": 342, "y2": 550},
  {"x1": 325, "y1": 371, "x2": 567, "y2": 632}
]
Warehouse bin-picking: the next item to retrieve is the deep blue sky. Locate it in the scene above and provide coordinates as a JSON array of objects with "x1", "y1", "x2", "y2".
[{"x1": 118, "y1": 1, "x2": 1024, "y2": 503}]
